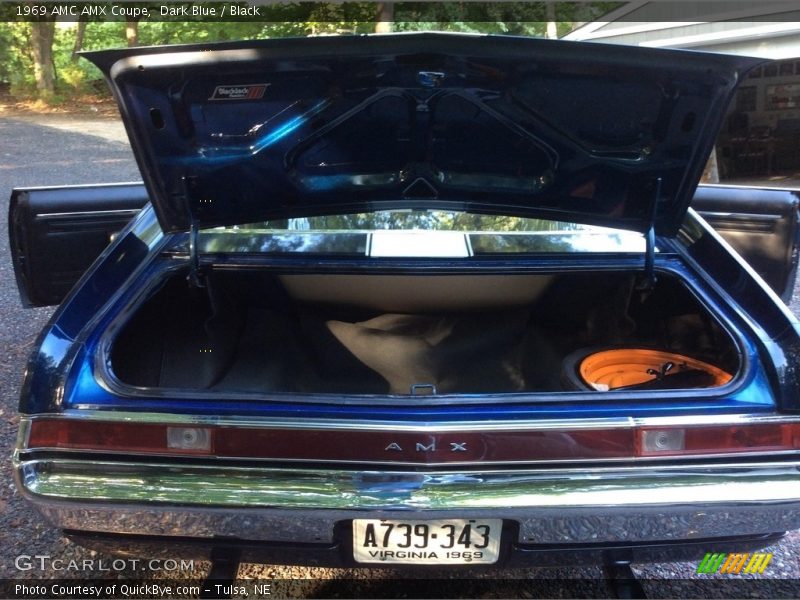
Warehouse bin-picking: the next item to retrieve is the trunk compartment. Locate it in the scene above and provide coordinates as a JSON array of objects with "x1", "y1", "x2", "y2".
[{"x1": 108, "y1": 270, "x2": 740, "y2": 396}]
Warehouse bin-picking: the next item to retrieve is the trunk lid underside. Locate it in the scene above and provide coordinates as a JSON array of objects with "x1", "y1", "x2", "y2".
[{"x1": 84, "y1": 34, "x2": 761, "y2": 235}]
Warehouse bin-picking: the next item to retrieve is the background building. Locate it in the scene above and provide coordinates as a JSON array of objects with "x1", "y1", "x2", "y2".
[{"x1": 564, "y1": 1, "x2": 800, "y2": 184}]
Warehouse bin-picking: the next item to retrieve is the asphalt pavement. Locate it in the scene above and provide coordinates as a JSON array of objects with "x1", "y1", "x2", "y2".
[{"x1": 0, "y1": 113, "x2": 799, "y2": 598}]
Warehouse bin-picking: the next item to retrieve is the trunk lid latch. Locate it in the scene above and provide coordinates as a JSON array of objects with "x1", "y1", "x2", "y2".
[{"x1": 411, "y1": 383, "x2": 437, "y2": 396}]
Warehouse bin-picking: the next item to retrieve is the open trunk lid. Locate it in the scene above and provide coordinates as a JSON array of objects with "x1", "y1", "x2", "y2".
[{"x1": 83, "y1": 33, "x2": 762, "y2": 235}]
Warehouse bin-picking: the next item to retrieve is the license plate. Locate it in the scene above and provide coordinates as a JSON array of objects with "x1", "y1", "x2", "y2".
[{"x1": 352, "y1": 518, "x2": 502, "y2": 565}]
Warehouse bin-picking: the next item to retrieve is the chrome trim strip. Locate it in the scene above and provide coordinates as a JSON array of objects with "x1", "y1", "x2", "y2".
[
  {"x1": 16, "y1": 447, "x2": 800, "y2": 467},
  {"x1": 21, "y1": 413, "x2": 635, "y2": 432},
  {"x1": 13, "y1": 181, "x2": 145, "y2": 192},
  {"x1": 42, "y1": 209, "x2": 143, "y2": 219},
  {"x1": 18, "y1": 447, "x2": 799, "y2": 472},
  {"x1": 21, "y1": 412, "x2": 800, "y2": 434},
  {"x1": 16, "y1": 458, "x2": 800, "y2": 545},
  {"x1": 699, "y1": 182, "x2": 800, "y2": 193},
  {"x1": 17, "y1": 419, "x2": 31, "y2": 450},
  {"x1": 696, "y1": 211, "x2": 780, "y2": 221}
]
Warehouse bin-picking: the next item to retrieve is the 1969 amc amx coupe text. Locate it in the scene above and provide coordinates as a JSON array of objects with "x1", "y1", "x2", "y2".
[{"x1": 9, "y1": 34, "x2": 800, "y2": 569}]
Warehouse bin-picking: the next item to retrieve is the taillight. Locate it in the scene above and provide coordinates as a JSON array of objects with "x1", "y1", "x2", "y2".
[
  {"x1": 166, "y1": 427, "x2": 212, "y2": 451},
  {"x1": 638, "y1": 423, "x2": 799, "y2": 456},
  {"x1": 640, "y1": 428, "x2": 685, "y2": 453},
  {"x1": 27, "y1": 420, "x2": 214, "y2": 455},
  {"x1": 24, "y1": 418, "x2": 800, "y2": 462}
]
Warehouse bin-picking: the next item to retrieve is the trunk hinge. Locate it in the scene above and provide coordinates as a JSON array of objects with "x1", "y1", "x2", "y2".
[
  {"x1": 636, "y1": 177, "x2": 661, "y2": 291},
  {"x1": 181, "y1": 175, "x2": 206, "y2": 288}
]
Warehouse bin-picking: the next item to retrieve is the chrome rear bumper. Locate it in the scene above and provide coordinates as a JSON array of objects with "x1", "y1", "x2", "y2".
[{"x1": 15, "y1": 457, "x2": 800, "y2": 545}]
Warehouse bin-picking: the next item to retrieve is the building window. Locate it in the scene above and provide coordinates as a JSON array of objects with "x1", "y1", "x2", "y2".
[
  {"x1": 736, "y1": 86, "x2": 757, "y2": 112},
  {"x1": 765, "y1": 83, "x2": 800, "y2": 110}
]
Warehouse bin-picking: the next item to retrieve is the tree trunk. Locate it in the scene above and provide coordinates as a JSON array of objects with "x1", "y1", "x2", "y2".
[
  {"x1": 72, "y1": 19, "x2": 87, "y2": 62},
  {"x1": 545, "y1": 3, "x2": 558, "y2": 39},
  {"x1": 30, "y1": 20, "x2": 56, "y2": 98},
  {"x1": 126, "y1": 20, "x2": 139, "y2": 47},
  {"x1": 375, "y1": 2, "x2": 394, "y2": 34}
]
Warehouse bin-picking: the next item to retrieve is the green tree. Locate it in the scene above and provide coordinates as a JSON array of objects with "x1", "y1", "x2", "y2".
[
  {"x1": 29, "y1": 19, "x2": 56, "y2": 98},
  {"x1": 125, "y1": 20, "x2": 139, "y2": 47},
  {"x1": 0, "y1": 2, "x2": 625, "y2": 101},
  {"x1": 376, "y1": 2, "x2": 394, "y2": 33},
  {"x1": 71, "y1": 18, "x2": 87, "y2": 62}
]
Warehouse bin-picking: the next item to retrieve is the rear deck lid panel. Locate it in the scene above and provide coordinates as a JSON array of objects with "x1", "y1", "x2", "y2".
[{"x1": 84, "y1": 34, "x2": 761, "y2": 235}]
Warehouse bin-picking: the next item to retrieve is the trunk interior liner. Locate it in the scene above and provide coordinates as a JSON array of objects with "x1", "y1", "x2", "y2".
[{"x1": 109, "y1": 270, "x2": 740, "y2": 396}]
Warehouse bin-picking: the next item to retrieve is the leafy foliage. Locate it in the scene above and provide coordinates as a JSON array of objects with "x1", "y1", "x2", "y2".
[
  {"x1": 204, "y1": 211, "x2": 583, "y2": 254},
  {"x1": 260, "y1": 211, "x2": 583, "y2": 232},
  {"x1": 0, "y1": 23, "x2": 35, "y2": 94},
  {"x1": 0, "y1": 2, "x2": 622, "y2": 100}
]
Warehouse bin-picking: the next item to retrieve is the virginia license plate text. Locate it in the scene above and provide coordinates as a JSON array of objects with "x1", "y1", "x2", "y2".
[{"x1": 352, "y1": 518, "x2": 502, "y2": 565}]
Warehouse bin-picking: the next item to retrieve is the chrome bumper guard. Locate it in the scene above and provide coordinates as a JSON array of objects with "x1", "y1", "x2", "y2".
[{"x1": 15, "y1": 458, "x2": 800, "y2": 545}]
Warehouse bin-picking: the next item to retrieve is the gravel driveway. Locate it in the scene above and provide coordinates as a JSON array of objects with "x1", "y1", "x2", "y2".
[{"x1": 0, "y1": 113, "x2": 799, "y2": 598}]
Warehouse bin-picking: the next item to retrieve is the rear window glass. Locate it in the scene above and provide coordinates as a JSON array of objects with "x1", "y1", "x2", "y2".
[{"x1": 197, "y1": 211, "x2": 646, "y2": 255}]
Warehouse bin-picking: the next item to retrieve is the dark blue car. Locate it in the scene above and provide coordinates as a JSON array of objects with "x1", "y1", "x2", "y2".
[{"x1": 9, "y1": 34, "x2": 800, "y2": 570}]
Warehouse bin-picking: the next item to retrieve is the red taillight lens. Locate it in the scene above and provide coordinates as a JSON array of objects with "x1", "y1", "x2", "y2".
[
  {"x1": 28, "y1": 420, "x2": 214, "y2": 455},
  {"x1": 24, "y1": 419, "x2": 800, "y2": 462},
  {"x1": 638, "y1": 423, "x2": 800, "y2": 456}
]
